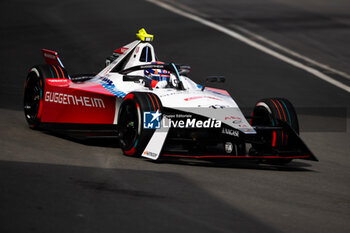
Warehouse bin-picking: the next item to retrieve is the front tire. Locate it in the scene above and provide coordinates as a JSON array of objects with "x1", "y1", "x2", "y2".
[
  {"x1": 251, "y1": 98, "x2": 299, "y2": 164},
  {"x1": 117, "y1": 92, "x2": 162, "y2": 157}
]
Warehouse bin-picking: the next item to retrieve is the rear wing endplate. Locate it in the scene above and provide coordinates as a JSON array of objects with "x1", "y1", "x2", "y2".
[{"x1": 41, "y1": 49, "x2": 65, "y2": 68}]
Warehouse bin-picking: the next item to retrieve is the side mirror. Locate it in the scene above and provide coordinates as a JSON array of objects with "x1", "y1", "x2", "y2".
[
  {"x1": 205, "y1": 76, "x2": 225, "y2": 83},
  {"x1": 177, "y1": 65, "x2": 191, "y2": 75},
  {"x1": 201, "y1": 76, "x2": 225, "y2": 91}
]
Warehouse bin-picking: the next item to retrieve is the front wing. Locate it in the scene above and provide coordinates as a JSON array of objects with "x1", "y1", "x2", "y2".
[{"x1": 141, "y1": 108, "x2": 318, "y2": 161}]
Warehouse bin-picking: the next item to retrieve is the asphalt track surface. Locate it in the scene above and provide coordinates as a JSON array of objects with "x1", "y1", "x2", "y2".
[
  {"x1": 0, "y1": 0, "x2": 349, "y2": 233},
  {"x1": 159, "y1": 0, "x2": 350, "y2": 75}
]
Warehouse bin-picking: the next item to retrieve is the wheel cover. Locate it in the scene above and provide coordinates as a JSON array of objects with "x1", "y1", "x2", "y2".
[
  {"x1": 119, "y1": 102, "x2": 139, "y2": 149},
  {"x1": 24, "y1": 73, "x2": 41, "y2": 122}
]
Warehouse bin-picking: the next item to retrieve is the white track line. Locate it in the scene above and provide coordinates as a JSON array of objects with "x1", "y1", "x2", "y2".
[
  {"x1": 147, "y1": 0, "x2": 350, "y2": 94},
  {"x1": 230, "y1": 24, "x2": 350, "y2": 80}
]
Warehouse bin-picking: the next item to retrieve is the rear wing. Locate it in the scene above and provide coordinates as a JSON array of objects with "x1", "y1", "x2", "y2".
[
  {"x1": 41, "y1": 49, "x2": 70, "y2": 79},
  {"x1": 41, "y1": 49, "x2": 65, "y2": 68}
]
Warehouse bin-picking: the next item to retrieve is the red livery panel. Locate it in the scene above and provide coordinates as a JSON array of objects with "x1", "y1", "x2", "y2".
[{"x1": 41, "y1": 79, "x2": 116, "y2": 124}]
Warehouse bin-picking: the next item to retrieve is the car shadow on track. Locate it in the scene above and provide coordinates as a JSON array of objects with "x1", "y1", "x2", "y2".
[
  {"x1": 42, "y1": 131, "x2": 121, "y2": 148},
  {"x1": 0, "y1": 160, "x2": 282, "y2": 233},
  {"x1": 152, "y1": 158, "x2": 316, "y2": 172},
  {"x1": 42, "y1": 131, "x2": 316, "y2": 172}
]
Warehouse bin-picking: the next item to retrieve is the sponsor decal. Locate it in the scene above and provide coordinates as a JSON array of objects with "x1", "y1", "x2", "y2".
[
  {"x1": 143, "y1": 150, "x2": 158, "y2": 159},
  {"x1": 242, "y1": 128, "x2": 255, "y2": 133},
  {"x1": 44, "y1": 91, "x2": 105, "y2": 108},
  {"x1": 162, "y1": 118, "x2": 221, "y2": 128},
  {"x1": 141, "y1": 64, "x2": 164, "y2": 69},
  {"x1": 47, "y1": 79, "x2": 69, "y2": 87},
  {"x1": 166, "y1": 114, "x2": 192, "y2": 118},
  {"x1": 95, "y1": 77, "x2": 126, "y2": 98},
  {"x1": 143, "y1": 111, "x2": 221, "y2": 129},
  {"x1": 206, "y1": 88, "x2": 230, "y2": 97},
  {"x1": 144, "y1": 110, "x2": 162, "y2": 129},
  {"x1": 222, "y1": 128, "x2": 239, "y2": 137},
  {"x1": 158, "y1": 92, "x2": 183, "y2": 98},
  {"x1": 225, "y1": 142, "x2": 234, "y2": 153},
  {"x1": 47, "y1": 79, "x2": 67, "y2": 83},
  {"x1": 209, "y1": 105, "x2": 227, "y2": 109},
  {"x1": 114, "y1": 47, "x2": 128, "y2": 54},
  {"x1": 101, "y1": 77, "x2": 113, "y2": 86},
  {"x1": 43, "y1": 53, "x2": 56, "y2": 59},
  {"x1": 224, "y1": 116, "x2": 242, "y2": 123},
  {"x1": 184, "y1": 96, "x2": 221, "y2": 101},
  {"x1": 120, "y1": 48, "x2": 128, "y2": 53}
]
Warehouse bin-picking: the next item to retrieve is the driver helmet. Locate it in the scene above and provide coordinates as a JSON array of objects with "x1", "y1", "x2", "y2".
[{"x1": 144, "y1": 61, "x2": 170, "y2": 83}]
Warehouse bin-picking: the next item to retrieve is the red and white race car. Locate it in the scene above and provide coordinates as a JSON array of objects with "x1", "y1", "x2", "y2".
[{"x1": 23, "y1": 28, "x2": 317, "y2": 164}]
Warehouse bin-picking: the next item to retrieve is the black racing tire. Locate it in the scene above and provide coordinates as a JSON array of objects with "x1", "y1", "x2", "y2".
[
  {"x1": 117, "y1": 92, "x2": 162, "y2": 157},
  {"x1": 23, "y1": 64, "x2": 69, "y2": 129},
  {"x1": 251, "y1": 98, "x2": 299, "y2": 164}
]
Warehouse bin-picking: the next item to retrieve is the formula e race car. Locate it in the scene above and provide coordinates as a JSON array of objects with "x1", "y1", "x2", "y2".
[{"x1": 23, "y1": 28, "x2": 317, "y2": 164}]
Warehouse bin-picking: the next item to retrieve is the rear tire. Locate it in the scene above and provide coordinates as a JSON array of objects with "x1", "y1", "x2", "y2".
[
  {"x1": 117, "y1": 92, "x2": 162, "y2": 157},
  {"x1": 23, "y1": 64, "x2": 68, "y2": 128},
  {"x1": 251, "y1": 98, "x2": 299, "y2": 164}
]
